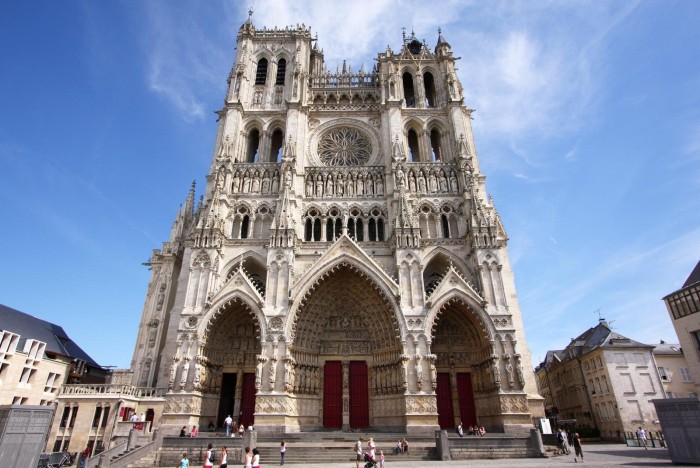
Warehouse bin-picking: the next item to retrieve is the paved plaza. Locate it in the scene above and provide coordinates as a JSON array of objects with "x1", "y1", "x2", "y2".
[{"x1": 282, "y1": 443, "x2": 672, "y2": 468}]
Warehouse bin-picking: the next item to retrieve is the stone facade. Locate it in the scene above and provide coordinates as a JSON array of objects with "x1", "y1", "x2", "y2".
[{"x1": 52, "y1": 16, "x2": 544, "y2": 449}]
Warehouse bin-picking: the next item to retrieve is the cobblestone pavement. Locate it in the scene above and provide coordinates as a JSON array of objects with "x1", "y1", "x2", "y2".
[{"x1": 283, "y1": 443, "x2": 672, "y2": 468}]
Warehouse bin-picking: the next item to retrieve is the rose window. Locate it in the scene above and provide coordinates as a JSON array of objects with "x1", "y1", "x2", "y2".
[{"x1": 318, "y1": 127, "x2": 372, "y2": 166}]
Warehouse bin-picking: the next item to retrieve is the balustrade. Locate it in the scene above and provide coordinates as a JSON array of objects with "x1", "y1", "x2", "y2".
[{"x1": 60, "y1": 384, "x2": 166, "y2": 398}]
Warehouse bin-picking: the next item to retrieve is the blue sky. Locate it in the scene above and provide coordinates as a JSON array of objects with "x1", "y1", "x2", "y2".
[{"x1": 1, "y1": 1, "x2": 699, "y2": 370}]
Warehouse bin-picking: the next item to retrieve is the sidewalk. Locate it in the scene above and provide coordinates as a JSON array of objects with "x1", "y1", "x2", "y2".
[{"x1": 278, "y1": 443, "x2": 672, "y2": 467}]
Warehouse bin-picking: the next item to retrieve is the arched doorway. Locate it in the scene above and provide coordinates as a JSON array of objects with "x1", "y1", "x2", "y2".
[
  {"x1": 431, "y1": 299, "x2": 493, "y2": 429},
  {"x1": 291, "y1": 263, "x2": 402, "y2": 430},
  {"x1": 203, "y1": 298, "x2": 262, "y2": 428}
]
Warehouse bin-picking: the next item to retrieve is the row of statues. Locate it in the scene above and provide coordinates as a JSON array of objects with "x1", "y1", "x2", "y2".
[
  {"x1": 305, "y1": 170, "x2": 385, "y2": 198},
  {"x1": 397, "y1": 167, "x2": 460, "y2": 194},
  {"x1": 231, "y1": 169, "x2": 282, "y2": 195}
]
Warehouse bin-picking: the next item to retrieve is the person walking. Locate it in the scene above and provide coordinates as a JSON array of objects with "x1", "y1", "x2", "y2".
[
  {"x1": 180, "y1": 452, "x2": 190, "y2": 468},
  {"x1": 572, "y1": 433, "x2": 584, "y2": 463},
  {"x1": 251, "y1": 448, "x2": 261, "y2": 468},
  {"x1": 219, "y1": 445, "x2": 228, "y2": 468},
  {"x1": 244, "y1": 447, "x2": 252, "y2": 468},
  {"x1": 457, "y1": 422, "x2": 464, "y2": 437},
  {"x1": 636, "y1": 427, "x2": 648, "y2": 449},
  {"x1": 224, "y1": 415, "x2": 233, "y2": 437},
  {"x1": 378, "y1": 450, "x2": 385, "y2": 468},
  {"x1": 204, "y1": 443, "x2": 215, "y2": 468},
  {"x1": 280, "y1": 440, "x2": 286, "y2": 465}
]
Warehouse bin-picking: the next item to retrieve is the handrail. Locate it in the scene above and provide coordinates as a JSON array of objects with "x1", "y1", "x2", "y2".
[{"x1": 60, "y1": 384, "x2": 166, "y2": 398}]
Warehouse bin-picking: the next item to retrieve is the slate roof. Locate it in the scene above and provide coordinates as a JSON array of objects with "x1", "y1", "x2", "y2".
[
  {"x1": 0, "y1": 303, "x2": 101, "y2": 367},
  {"x1": 683, "y1": 260, "x2": 700, "y2": 289},
  {"x1": 653, "y1": 342, "x2": 683, "y2": 355}
]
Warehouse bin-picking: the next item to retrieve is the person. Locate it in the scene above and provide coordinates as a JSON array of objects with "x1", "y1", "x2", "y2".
[
  {"x1": 219, "y1": 445, "x2": 228, "y2": 468},
  {"x1": 401, "y1": 438, "x2": 409, "y2": 454},
  {"x1": 368, "y1": 437, "x2": 376, "y2": 459},
  {"x1": 572, "y1": 433, "x2": 584, "y2": 462},
  {"x1": 191, "y1": 425, "x2": 198, "y2": 437},
  {"x1": 238, "y1": 424, "x2": 245, "y2": 437},
  {"x1": 180, "y1": 426, "x2": 187, "y2": 437},
  {"x1": 379, "y1": 450, "x2": 385, "y2": 468},
  {"x1": 557, "y1": 429, "x2": 569, "y2": 455},
  {"x1": 204, "y1": 443, "x2": 214, "y2": 468},
  {"x1": 208, "y1": 421, "x2": 216, "y2": 431},
  {"x1": 394, "y1": 440, "x2": 403, "y2": 454},
  {"x1": 244, "y1": 447, "x2": 252, "y2": 468},
  {"x1": 252, "y1": 448, "x2": 260, "y2": 468},
  {"x1": 280, "y1": 440, "x2": 286, "y2": 465},
  {"x1": 224, "y1": 415, "x2": 233, "y2": 437},
  {"x1": 129, "y1": 411, "x2": 139, "y2": 429},
  {"x1": 636, "y1": 427, "x2": 648, "y2": 449},
  {"x1": 457, "y1": 422, "x2": 464, "y2": 437},
  {"x1": 354, "y1": 438, "x2": 363, "y2": 468},
  {"x1": 478, "y1": 426, "x2": 486, "y2": 437},
  {"x1": 180, "y1": 452, "x2": 190, "y2": 468},
  {"x1": 231, "y1": 420, "x2": 238, "y2": 437}
]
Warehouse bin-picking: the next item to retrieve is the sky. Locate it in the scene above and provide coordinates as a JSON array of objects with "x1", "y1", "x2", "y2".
[{"x1": 1, "y1": 1, "x2": 699, "y2": 371}]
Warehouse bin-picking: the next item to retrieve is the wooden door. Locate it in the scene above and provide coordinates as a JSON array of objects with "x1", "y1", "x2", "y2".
[
  {"x1": 323, "y1": 361, "x2": 343, "y2": 428},
  {"x1": 240, "y1": 373, "x2": 256, "y2": 427},
  {"x1": 217, "y1": 373, "x2": 236, "y2": 427},
  {"x1": 436, "y1": 372, "x2": 455, "y2": 429},
  {"x1": 457, "y1": 372, "x2": 477, "y2": 427},
  {"x1": 349, "y1": 361, "x2": 369, "y2": 428}
]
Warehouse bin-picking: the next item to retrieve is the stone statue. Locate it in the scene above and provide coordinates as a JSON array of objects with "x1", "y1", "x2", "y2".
[
  {"x1": 306, "y1": 177, "x2": 313, "y2": 197},
  {"x1": 505, "y1": 361, "x2": 514, "y2": 388}
]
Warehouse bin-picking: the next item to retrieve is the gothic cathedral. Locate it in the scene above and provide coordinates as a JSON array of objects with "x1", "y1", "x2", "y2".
[{"x1": 130, "y1": 17, "x2": 544, "y2": 436}]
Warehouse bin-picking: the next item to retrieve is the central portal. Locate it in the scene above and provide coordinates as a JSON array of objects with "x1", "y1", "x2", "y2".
[{"x1": 291, "y1": 262, "x2": 402, "y2": 430}]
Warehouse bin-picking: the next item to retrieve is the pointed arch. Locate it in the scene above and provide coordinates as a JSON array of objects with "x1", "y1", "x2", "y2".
[{"x1": 426, "y1": 292, "x2": 497, "y2": 347}]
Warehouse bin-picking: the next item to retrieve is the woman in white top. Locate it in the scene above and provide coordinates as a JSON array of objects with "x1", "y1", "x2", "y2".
[
  {"x1": 204, "y1": 443, "x2": 214, "y2": 468},
  {"x1": 219, "y1": 445, "x2": 228, "y2": 468},
  {"x1": 244, "y1": 447, "x2": 252, "y2": 468},
  {"x1": 251, "y1": 448, "x2": 260, "y2": 468}
]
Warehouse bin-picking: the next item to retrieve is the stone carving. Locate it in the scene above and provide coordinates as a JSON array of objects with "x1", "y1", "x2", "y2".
[
  {"x1": 405, "y1": 395, "x2": 437, "y2": 414},
  {"x1": 164, "y1": 394, "x2": 202, "y2": 414},
  {"x1": 269, "y1": 317, "x2": 283, "y2": 331}
]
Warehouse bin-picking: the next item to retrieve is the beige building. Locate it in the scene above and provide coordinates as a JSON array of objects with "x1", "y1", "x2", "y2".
[
  {"x1": 663, "y1": 260, "x2": 700, "y2": 395},
  {"x1": 536, "y1": 320, "x2": 664, "y2": 440},
  {"x1": 654, "y1": 341, "x2": 697, "y2": 399},
  {"x1": 0, "y1": 304, "x2": 107, "y2": 452},
  {"x1": 49, "y1": 16, "x2": 546, "y2": 455}
]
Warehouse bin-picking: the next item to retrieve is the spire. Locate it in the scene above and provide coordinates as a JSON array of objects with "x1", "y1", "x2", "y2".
[{"x1": 185, "y1": 180, "x2": 196, "y2": 218}]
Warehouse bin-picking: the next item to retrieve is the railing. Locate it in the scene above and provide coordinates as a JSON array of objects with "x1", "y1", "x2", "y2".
[
  {"x1": 310, "y1": 72, "x2": 379, "y2": 89},
  {"x1": 60, "y1": 384, "x2": 166, "y2": 398},
  {"x1": 85, "y1": 442, "x2": 126, "y2": 468}
]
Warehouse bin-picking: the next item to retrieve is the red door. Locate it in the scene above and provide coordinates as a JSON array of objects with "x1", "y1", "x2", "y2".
[
  {"x1": 457, "y1": 373, "x2": 477, "y2": 427},
  {"x1": 323, "y1": 361, "x2": 342, "y2": 428},
  {"x1": 349, "y1": 361, "x2": 369, "y2": 428},
  {"x1": 436, "y1": 372, "x2": 455, "y2": 429},
  {"x1": 240, "y1": 373, "x2": 256, "y2": 427}
]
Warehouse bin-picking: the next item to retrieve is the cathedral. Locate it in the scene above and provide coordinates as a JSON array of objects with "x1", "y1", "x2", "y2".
[{"x1": 121, "y1": 15, "x2": 543, "y2": 440}]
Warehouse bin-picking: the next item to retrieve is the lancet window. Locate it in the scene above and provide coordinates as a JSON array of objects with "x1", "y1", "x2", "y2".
[
  {"x1": 255, "y1": 58, "x2": 268, "y2": 85},
  {"x1": 269, "y1": 128, "x2": 284, "y2": 162},
  {"x1": 304, "y1": 208, "x2": 323, "y2": 242},
  {"x1": 275, "y1": 58, "x2": 286, "y2": 85},
  {"x1": 347, "y1": 208, "x2": 364, "y2": 241},
  {"x1": 246, "y1": 129, "x2": 260, "y2": 163},
  {"x1": 325, "y1": 207, "x2": 343, "y2": 242},
  {"x1": 231, "y1": 206, "x2": 251, "y2": 239},
  {"x1": 407, "y1": 129, "x2": 421, "y2": 162},
  {"x1": 424, "y1": 71, "x2": 437, "y2": 107},
  {"x1": 403, "y1": 72, "x2": 416, "y2": 108},
  {"x1": 430, "y1": 129, "x2": 442, "y2": 161}
]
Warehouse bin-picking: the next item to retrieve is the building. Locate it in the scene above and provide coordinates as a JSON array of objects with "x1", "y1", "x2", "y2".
[
  {"x1": 663, "y1": 260, "x2": 700, "y2": 394},
  {"x1": 535, "y1": 320, "x2": 664, "y2": 440},
  {"x1": 50, "y1": 16, "x2": 545, "y2": 452},
  {"x1": 654, "y1": 341, "x2": 697, "y2": 399},
  {"x1": 0, "y1": 304, "x2": 106, "y2": 409}
]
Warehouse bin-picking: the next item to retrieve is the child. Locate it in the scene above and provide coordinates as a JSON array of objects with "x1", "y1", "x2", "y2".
[
  {"x1": 180, "y1": 452, "x2": 189, "y2": 468},
  {"x1": 379, "y1": 450, "x2": 385, "y2": 468},
  {"x1": 244, "y1": 447, "x2": 252, "y2": 468}
]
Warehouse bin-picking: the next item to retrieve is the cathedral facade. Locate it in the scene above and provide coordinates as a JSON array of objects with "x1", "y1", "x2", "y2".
[{"x1": 129, "y1": 17, "x2": 543, "y2": 436}]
